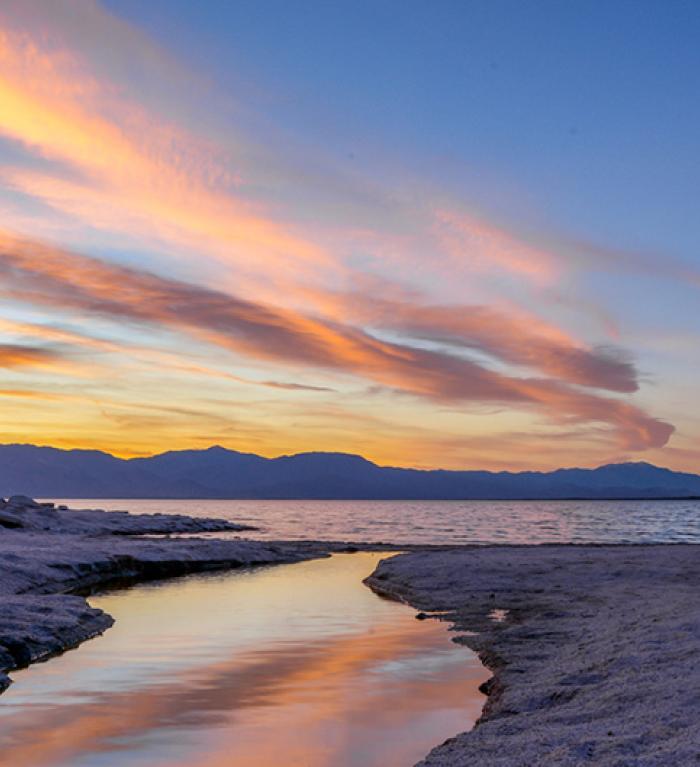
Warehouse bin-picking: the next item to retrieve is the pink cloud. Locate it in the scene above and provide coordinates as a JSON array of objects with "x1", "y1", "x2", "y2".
[{"x1": 0, "y1": 232, "x2": 674, "y2": 451}]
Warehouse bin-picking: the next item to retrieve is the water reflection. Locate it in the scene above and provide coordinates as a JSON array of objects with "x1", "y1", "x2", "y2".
[{"x1": 0, "y1": 553, "x2": 488, "y2": 767}]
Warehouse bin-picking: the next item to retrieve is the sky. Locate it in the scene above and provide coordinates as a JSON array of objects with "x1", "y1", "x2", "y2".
[{"x1": 0, "y1": 0, "x2": 698, "y2": 471}]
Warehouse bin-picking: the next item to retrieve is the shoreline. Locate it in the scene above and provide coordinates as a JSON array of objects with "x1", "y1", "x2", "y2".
[
  {"x1": 0, "y1": 536, "x2": 336, "y2": 693},
  {"x1": 0, "y1": 497, "x2": 430, "y2": 694},
  {"x1": 5, "y1": 499, "x2": 700, "y2": 765},
  {"x1": 0, "y1": 498, "x2": 344, "y2": 693},
  {"x1": 366, "y1": 545, "x2": 700, "y2": 766}
]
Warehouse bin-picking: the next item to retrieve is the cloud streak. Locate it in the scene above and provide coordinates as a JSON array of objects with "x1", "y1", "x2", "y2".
[
  {"x1": 0, "y1": 1, "x2": 686, "y2": 467},
  {"x1": 0, "y1": 342, "x2": 68, "y2": 371},
  {"x1": 0, "y1": 8, "x2": 330, "y2": 288},
  {"x1": 0, "y1": 232, "x2": 673, "y2": 450},
  {"x1": 334, "y1": 294, "x2": 639, "y2": 393}
]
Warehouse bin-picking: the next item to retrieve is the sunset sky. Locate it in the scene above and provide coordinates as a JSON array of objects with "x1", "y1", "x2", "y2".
[{"x1": 0, "y1": 0, "x2": 698, "y2": 471}]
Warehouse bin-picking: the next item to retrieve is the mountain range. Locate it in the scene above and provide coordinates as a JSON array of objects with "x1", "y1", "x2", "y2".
[{"x1": 0, "y1": 444, "x2": 699, "y2": 500}]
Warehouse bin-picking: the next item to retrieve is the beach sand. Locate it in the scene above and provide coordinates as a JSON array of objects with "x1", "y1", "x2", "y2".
[{"x1": 367, "y1": 545, "x2": 700, "y2": 766}]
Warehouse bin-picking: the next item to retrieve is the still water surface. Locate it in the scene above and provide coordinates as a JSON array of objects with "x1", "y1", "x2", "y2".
[
  {"x1": 55, "y1": 497, "x2": 700, "y2": 544},
  {"x1": 0, "y1": 553, "x2": 488, "y2": 767}
]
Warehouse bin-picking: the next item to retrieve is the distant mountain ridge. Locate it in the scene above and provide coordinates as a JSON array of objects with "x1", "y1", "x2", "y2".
[{"x1": 1, "y1": 444, "x2": 699, "y2": 500}]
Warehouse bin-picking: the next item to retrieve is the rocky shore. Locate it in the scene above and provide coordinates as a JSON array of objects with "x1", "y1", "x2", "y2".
[
  {"x1": 0, "y1": 496, "x2": 337, "y2": 693},
  {"x1": 366, "y1": 545, "x2": 700, "y2": 766},
  {"x1": 0, "y1": 494, "x2": 257, "y2": 535}
]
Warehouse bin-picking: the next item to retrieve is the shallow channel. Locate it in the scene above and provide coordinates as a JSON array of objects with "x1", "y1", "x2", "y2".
[{"x1": 0, "y1": 552, "x2": 488, "y2": 767}]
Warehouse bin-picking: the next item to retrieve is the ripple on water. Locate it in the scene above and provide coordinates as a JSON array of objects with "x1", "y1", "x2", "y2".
[{"x1": 44, "y1": 498, "x2": 700, "y2": 545}]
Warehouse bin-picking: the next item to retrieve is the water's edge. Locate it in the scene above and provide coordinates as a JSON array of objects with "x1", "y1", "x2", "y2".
[
  {"x1": 0, "y1": 538, "x2": 339, "y2": 693},
  {"x1": 47, "y1": 497, "x2": 700, "y2": 545}
]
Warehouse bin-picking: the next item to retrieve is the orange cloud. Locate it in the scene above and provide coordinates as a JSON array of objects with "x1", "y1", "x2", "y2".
[
  {"x1": 328, "y1": 293, "x2": 639, "y2": 393},
  {"x1": 433, "y1": 208, "x2": 560, "y2": 286},
  {"x1": 0, "y1": 2, "x2": 682, "y2": 466},
  {"x1": 0, "y1": 342, "x2": 68, "y2": 371},
  {"x1": 0, "y1": 19, "x2": 329, "y2": 286},
  {"x1": 0, "y1": 232, "x2": 674, "y2": 451},
  {"x1": 0, "y1": 317, "x2": 333, "y2": 393},
  {"x1": 0, "y1": 388, "x2": 70, "y2": 400}
]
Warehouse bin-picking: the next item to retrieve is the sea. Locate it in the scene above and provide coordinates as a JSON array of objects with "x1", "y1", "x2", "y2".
[{"x1": 53, "y1": 497, "x2": 700, "y2": 544}]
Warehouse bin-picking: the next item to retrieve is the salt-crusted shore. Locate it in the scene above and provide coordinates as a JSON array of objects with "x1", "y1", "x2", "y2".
[
  {"x1": 6, "y1": 498, "x2": 700, "y2": 766},
  {"x1": 0, "y1": 496, "x2": 342, "y2": 693},
  {"x1": 366, "y1": 545, "x2": 700, "y2": 766},
  {"x1": 0, "y1": 494, "x2": 257, "y2": 535}
]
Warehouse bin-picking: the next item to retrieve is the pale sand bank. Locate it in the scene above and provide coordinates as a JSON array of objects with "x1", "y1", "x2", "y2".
[{"x1": 366, "y1": 545, "x2": 700, "y2": 766}]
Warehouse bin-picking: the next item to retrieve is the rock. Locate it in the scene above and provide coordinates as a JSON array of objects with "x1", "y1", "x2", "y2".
[
  {"x1": 479, "y1": 678, "x2": 496, "y2": 696},
  {"x1": 0, "y1": 500, "x2": 257, "y2": 535},
  {"x1": 0, "y1": 512, "x2": 25, "y2": 529},
  {"x1": 7, "y1": 495, "x2": 40, "y2": 510}
]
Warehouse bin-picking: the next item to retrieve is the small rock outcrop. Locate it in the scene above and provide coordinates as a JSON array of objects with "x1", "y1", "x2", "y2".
[
  {"x1": 6, "y1": 495, "x2": 42, "y2": 508},
  {"x1": 0, "y1": 511, "x2": 25, "y2": 529},
  {"x1": 0, "y1": 497, "x2": 257, "y2": 535}
]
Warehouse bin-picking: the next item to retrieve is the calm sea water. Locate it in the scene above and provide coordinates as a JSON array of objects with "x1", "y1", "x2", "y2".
[
  {"x1": 0, "y1": 553, "x2": 488, "y2": 767},
  {"x1": 56, "y1": 498, "x2": 700, "y2": 544}
]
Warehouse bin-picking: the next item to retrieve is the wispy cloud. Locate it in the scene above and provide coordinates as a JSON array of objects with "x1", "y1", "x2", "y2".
[
  {"x1": 0, "y1": 8, "x2": 329, "y2": 288},
  {"x1": 0, "y1": 342, "x2": 67, "y2": 370},
  {"x1": 432, "y1": 208, "x2": 560, "y2": 286},
  {"x1": 0, "y1": 1, "x2": 686, "y2": 466},
  {"x1": 0, "y1": 232, "x2": 673, "y2": 450},
  {"x1": 331, "y1": 293, "x2": 639, "y2": 393}
]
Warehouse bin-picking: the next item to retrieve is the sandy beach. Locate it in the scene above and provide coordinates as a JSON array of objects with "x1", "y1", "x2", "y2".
[{"x1": 367, "y1": 545, "x2": 700, "y2": 765}]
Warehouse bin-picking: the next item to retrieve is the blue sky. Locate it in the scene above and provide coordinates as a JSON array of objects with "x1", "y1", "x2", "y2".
[{"x1": 106, "y1": 0, "x2": 700, "y2": 247}]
